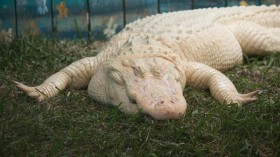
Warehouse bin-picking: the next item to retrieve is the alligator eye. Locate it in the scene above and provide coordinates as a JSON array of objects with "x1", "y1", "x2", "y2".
[
  {"x1": 109, "y1": 71, "x2": 124, "y2": 85},
  {"x1": 132, "y1": 66, "x2": 146, "y2": 78}
]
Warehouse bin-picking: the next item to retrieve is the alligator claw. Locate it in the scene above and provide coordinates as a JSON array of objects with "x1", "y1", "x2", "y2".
[
  {"x1": 13, "y1": 81, "x2": 46, "y2": 101},
  {"x1": 233, "y1": 90, "x2": 262, "y2": 106}
]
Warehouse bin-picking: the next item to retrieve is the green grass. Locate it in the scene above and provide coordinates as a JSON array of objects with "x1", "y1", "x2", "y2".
[{"x1": 1, "y1": 37, "x2": 280, "y2": 156}]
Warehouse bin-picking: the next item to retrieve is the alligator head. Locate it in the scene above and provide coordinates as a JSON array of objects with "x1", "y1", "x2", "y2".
[{"x1": 88, "y1": 54, "x2": 187, "y2": 120}]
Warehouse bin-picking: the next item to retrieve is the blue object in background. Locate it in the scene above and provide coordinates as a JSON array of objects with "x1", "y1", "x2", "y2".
[
  {"x1": 0, "y1": 1, "x2": 14, "y2": 31},
  {"x1": 37, "y1": 0, "x2": 48, "y2": 15},
  {"x1": 0, "y1": 0, "x2": 280, "y2": 40},
  {"x1": 193, "y1": 0, "x2": 226, "y2": 9},
  {"x1": 90, "y1": 0, "x2": 124, "y2": 40},
  {"x1": 52, "y1": 0, "x2": 88, "y2": 39},
  {"x1": 126, "y1": 0, "x2": 157, "y2": 23},
  {"x1": 16, "y1": 0, "x2": 52, "y2": 37},
  {"x1": 160, "y1": 0, "x2": 192, "y2": 12}
]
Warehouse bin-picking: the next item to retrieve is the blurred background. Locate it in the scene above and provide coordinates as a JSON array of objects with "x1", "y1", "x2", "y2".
[{"x1": 0, "y1": 0, "x2": 279, "y2": 40}]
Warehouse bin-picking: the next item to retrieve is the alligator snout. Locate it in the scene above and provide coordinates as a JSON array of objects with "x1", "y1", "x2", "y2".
[
  {"x1": 139, "y1": 95, "x2": 187, "y2": 120},
  {"x1": 128, "y1": 75, "x2": 187, "y2": 120}
]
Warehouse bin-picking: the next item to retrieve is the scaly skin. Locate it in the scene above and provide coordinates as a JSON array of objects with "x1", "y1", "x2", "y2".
[{"x1": 15, "y1": 5, "x2": 280, "y2": 120}]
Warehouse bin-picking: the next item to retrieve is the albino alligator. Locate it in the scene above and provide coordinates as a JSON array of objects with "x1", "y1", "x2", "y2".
[{"x1": 15, "y1": 5, "x2": 280, "y2": 120}]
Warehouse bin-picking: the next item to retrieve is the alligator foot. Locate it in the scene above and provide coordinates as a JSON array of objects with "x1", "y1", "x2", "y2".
[
  {"x1": 13, "y1": 81, "x2": 46, "y2": 101},
  {"x1": 228, "y1": 90, "x2": 262, "y2": 106}
]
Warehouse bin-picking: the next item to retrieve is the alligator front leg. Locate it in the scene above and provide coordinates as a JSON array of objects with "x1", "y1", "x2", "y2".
[
  {"x1": 184, "y1": 62, "x2": 261, "y2": 106},
  {"x1": 14, "y1": 57, "x2": 99, "y2": 101}
]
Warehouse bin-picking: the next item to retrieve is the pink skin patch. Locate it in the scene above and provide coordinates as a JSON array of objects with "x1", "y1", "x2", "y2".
[{"x1": 129, "y1": 74, "x2": 186, "y2": 119}]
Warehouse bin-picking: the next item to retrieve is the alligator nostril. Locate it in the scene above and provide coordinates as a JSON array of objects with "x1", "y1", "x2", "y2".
[
  {"x1": 160, "y1": 101, "x2": 164, "y2": 104},
  {"x1": 129, "y1": 99, "x2": 137, "y2": 105}
]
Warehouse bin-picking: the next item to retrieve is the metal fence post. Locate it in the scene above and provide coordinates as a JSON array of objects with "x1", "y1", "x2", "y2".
[
  {"x1": 191, "y1": 0, "x2": 194, "y2": 9},
  {"x1": 87, "y1": 0, "x2": 91, "y2": 39},
  {"x1": 13, "y1": 0, "x2": 18, "y2": 37},
  {"x1": 50, "y1": 0, "x2": 55, "y2": 33},
  {"x1": 122, "y1": 0, "x2": 126, "y2": 27},
  {"x1": 157, "y1": 0, "x2": 161, "y2": 13}
]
